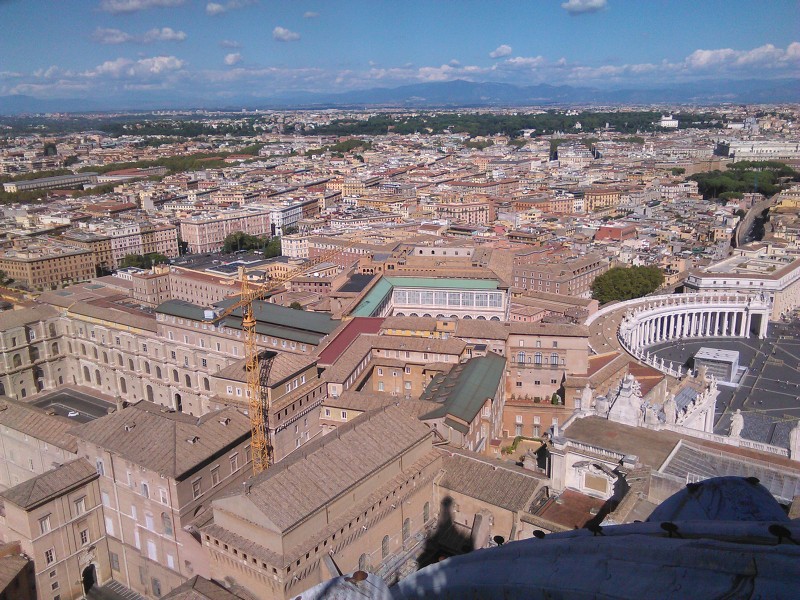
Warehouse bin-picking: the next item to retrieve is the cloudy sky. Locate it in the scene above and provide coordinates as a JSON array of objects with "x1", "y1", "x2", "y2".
[{"x1": 0, "y1": 0, "x2": 798, "y2": 103}]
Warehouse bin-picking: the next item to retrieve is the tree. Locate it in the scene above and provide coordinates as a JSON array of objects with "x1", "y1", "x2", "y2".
[
  {"x1": 0, "y1": 270, "x2": 13, "y2": 286},
  {"x1": 591, "y1": 266, "x2": 664, "y2": 304},
  {"x1": 119, "y1": 254, "x2": 149, "y2": 269},
  {"x1": 263, "y1": 237, "x2": 282, "y2": 259},
  {"x1": 670, "y1": 167, "x2": 685, "y2": 176},
  {"x1": 289, "y1": 301, "x2": 304, "y2": 310},
  {"x1": 119, "y1": 253, "x2": 169, "y2": 269},
  {"x1": 222, "y1": 231, "x2": 265, "y2": 253}
]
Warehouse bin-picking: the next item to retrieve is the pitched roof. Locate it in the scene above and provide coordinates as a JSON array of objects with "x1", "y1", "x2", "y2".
[
  {"x1": 214, "y1": 405, "x2": 431, "y2": 533},
  {"x1": 420, "y1": 352, "x2": 506, "y2": 428},
  {"x1": 0, "y1": 399, "x2": 78, "y2": 452},
  {"x1": 438, "y1": 449, "x2": 544, "y2": 512},
  {"x1": 316, "y1": 317, "x2": 384, "y2": 366},
  {"x1": 0, "y1": 305, "x2": 59, "y2": 330},
  {"x1": 161, "y1": 576, "x2": 244, "y2": 600},
  {"x1": 1, "y1": 459, "x2": 96, "y2": 510},
  {"x1": 213, "y1": 352, "x2": 316, "y2": 388},
  {"x1": 72, "y1": 402, "x2": 250, "y2": 480}
]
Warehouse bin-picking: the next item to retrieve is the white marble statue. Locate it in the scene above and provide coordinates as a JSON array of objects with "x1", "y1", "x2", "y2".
[{"x1": 729, "y1": 409, "x2": 744, "y2": 438}]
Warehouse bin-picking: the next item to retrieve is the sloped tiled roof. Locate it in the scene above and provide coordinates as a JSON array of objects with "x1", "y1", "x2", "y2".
[
  {"x1": 0, "y1": 399, "x2": 78, "y2": 452},
  {"x1": 162, "y1": 576, "x2": 244, "y2": 600},
  {"x1": 1, "y1": 458, "x2": 96, "y2": 510},
  {"x1": 438, "y1": 449, "x2": 544, "y2": 512},
  {"x1": 72, "y1": 401, "x2": 249, "y2": 480},
  {"x1": 218, "y1": 405, "x2": 431, "y2": 532}
]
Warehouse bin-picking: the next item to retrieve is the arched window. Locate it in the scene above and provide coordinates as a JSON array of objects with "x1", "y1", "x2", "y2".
[
  {"x1": 103, "y1": 352, "x2": 108, "y2": 364},
  {"x1": 423, "y1": 502, "x2": 430, "y2": 523},
  {"x1": 144, "y1": 362, "x2": 151, "y2": 374},
  {"x1": 162, "y1": 513, "x2": 173, "y2": 537},
  {"x1": 517, "y1": 351, "x2": 525, "y2": 364},
  {"x1": 83, "y1": 366, "x2": 90, "y2": 382},
  {"x1": 119, "y1": 378, "x2": 127, "y2": 394},
  {"x1": 184, "y1": 374, "x2": 191, "y2": 388},
  {"x1": 80, "y1": 344, "x2": 86, "y2": 356},
  {"x1": 381, "y1": 535, "x2": 390, "y2": 559},
  {"x1": 68, "y1": 342, "x2": 72, "y2": 353},
  {"x1": 156, "y1": 366, "x2": 162, "y2": 379},
  {"x1": 0, "y1": 381, "x2": 5, "y2": 396},
  {"x1": 29, "y1": 347, "x2": 40, "y2": 361},
  {"x1": 93, "y1": 347, "x2": 98, "y2": 359},
  {"x1": 128, "y1": 359, "x2": 134, "y2": 371},
  {"x1": 51, "y1": 342, "x2": 59, "y2": 355},
  {"x1": 203, "y1": 378, "x2": 210, "y2": 392},
  {"x1": 402, "y1": 518, "x2": 410, "y2": 543},
  {"x1": 48, "y1": 323, "x2": 56, "y2": 337},
  {"x1": 534, "y1": 352, "x2": 542, "y2": 365},
  {"x1": 95, "y1": 370, "x2": 101, "y2": 385},
  {"x1": 551, "y1": 353, "x2": 559, "y2": 365},
  {"x1": 146, "y1": 385, "x2": 154, "y2": 402},
  {"x1": 117, "y1": 354, "x2": 123, "y2": 367},
  {"x1": 172, "y1": 370, "x2": 179, "y2": 383},
  {"x1": 358, "y1": 553, "x2": 369, "y2": 572}
]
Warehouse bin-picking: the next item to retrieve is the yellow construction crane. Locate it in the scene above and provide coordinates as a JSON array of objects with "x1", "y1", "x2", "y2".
[{"x1": 216, "y1": 247, "x2": 356, "y2": 475}]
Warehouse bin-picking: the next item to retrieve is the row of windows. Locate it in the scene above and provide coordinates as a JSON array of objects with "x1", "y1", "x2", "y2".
[{"x1": 393, "y1": 289, "x2": 504, "y2": 308}]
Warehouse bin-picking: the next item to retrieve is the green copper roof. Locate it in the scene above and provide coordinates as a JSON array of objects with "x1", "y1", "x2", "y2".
[
  {"x1": 350, "y1": 275, "x2": 500, "y2": 317},
  {"x1": 420, "y1": 352, "x2": 506, "y2": 427},
  {"x1": 385, "y1": 277, "x2": 499, "y2": 289},
  {"x1": 350, "y1": 277, "x2": 394, "y2": 317}
]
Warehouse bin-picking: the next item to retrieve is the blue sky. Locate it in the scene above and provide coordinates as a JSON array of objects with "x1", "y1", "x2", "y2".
[{"x1": 0, "y1": 0, "x2": 798, "y2": 102}]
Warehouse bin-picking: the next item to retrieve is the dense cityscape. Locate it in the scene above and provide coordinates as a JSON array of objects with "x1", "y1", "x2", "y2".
[{"x1": 1, "y1": 1, "x2": 799, "y2": 600}]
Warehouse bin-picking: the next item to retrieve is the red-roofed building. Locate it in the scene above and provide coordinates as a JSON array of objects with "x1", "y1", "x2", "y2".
[{"x1": 316, "y1": 317, "x2": 385, "y2": 366}]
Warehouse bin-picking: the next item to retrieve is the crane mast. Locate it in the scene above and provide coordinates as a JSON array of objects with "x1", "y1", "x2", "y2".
[{"x1": 230, "y1": 247, "x2": 354, "y2": 476}]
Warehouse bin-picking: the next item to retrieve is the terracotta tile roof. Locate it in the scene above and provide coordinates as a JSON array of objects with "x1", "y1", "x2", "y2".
[
  {"x1": 72, "y1": 401, "x2": 250, "y2": 480},
  {"x1": 162, "y1": 575, "x2": 243, "y2": 600},
  {"x1": 0, "y1": 458, "x2": 96, "y2": 510},
  {"x1": 438, "y1": 449, "x2": 544, "y2": 512},
  {"x1": 535, "y1": 489, "x2": 607, "y2": 530},
  {"x1": 0, "y1": 399, "x2": 78, "y2": 452},
  {"x1": 0, "y1": 305, "x2": 59, "y2": 330},
  {"x1": 215, "y1": 406, "x2": 431, "y2": 533}
]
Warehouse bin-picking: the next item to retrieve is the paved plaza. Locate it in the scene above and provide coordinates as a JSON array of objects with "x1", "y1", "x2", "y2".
[{"x1": 648, "y1": 321, "x2": 800, "y2": 436}]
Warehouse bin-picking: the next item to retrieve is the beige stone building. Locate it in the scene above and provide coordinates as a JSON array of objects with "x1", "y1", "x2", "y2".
[
  {"x1": 0, "y1": 459, "x2": 111, "y2": 600},
  {"x1": 512, "y1": 251, "x2": 609, "y2": 298},
  {"x1": 202, "y1": 406, "x2": 441, "y2": 600},
  {"x1": 73, "y1": 402, "x2": 252, "y2": 599},
  {"x1": 0, "y1": 243, "x2": 95, "y2": 291},
  {"x1": 0, "y1": 398, "x2": 78, "y2": 492}
]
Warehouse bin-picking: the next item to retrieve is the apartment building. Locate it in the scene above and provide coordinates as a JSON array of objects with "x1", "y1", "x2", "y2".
[
  {"x1": 179, "y1": 208, "x2": 271, "y2": 254},
  {"x1": 0, "y1": 242, "x2": 95, "y2": 291},
  {"x1": 583, "y1": 187, "x2": 622, "y2": 213},
  {"x1": 512, "y1": 252, "x2": 609, "y2": 298},
  {"x1": 131, "y1": 266, "x2": 239, "y2": 308}
]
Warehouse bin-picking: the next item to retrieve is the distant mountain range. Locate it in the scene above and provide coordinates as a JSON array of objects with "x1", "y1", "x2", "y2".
[{"x1": 1, "y1": 78, "x2": 797, "y2": 115}]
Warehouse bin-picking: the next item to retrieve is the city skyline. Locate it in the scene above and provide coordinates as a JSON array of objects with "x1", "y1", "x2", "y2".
[{"x1": 1, "y1": 0, "x2": 798, "y2": 105}]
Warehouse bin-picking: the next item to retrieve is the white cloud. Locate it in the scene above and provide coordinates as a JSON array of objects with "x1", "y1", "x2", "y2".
[
  {"x1": 504, "y1": 56, "x2": 546, "y2": 68},
  {"x1": 273, "y1": 26, "x2": 300, "y2": 42},
  {"x1": 206, "y1": 2, "x2": 225, "y2": 15},
  {"x1": 489, "y1": 44, "x2": 513, "y2": 59},
  {"x1": 224, "y1": 53, "x2": 242, "y2": 66},
  {"x1": 206, "y1": 0, "x2": 254, "y2": 16},
  {"x1": 143, "y1": 27, "x2": 187, "y2": 42},
  {"x1": 685, "y1": 42, "x2": 800, "y2": 71},
  {"x1": 85, "y1": 55, "x2": 185, "y2": 78},
  {"x1": 92, "y1": 28, "x2": 134, "y2": 44},
  {"x1": 220, "y1": 39, "x2": 242, "y2": 49},
  {"x1": 303, "y1": 11, "x2": 319, "y2": 18},
  {"x1": 99, "y1": 0, "x2": 185, "y2": 14},
  {"x1": 94, "y1": 27, "x2": 187, "y2": 44},
  {"x1": 561, "y1": 0, "x2": 607, "y2": 16}
]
